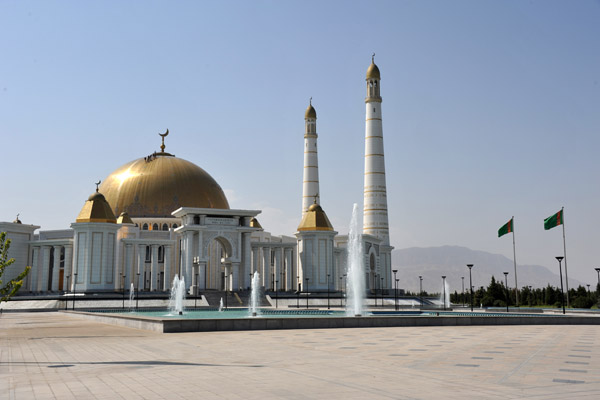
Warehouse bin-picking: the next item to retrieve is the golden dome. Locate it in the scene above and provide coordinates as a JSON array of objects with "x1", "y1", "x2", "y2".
[
  {"x1": 250, "y1": 217, "x2": 262, "y2": 229},
  {"x1": 99, "y1": 154, "x2": 229, "y2": 219},
  {"x1": 76, "y1": 192, "x2": 117, "y2": 223},
  {"x1": 116, "y1": 212, "x2": 134, "y2": 224},
  {"x1": 298, "y1": 203, "x2": 334, "y2": 231},
  {"x1": 366, "y1": 61, "x2": 380, "y2": 80},
  {"x1": 305, "y1": 101, "x2": 317, "y2": 119}
]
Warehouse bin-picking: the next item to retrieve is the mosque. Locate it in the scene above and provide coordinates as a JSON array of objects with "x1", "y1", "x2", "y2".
[{"x1": 1, "y1": 58, "x2": 393, "y2": 297}]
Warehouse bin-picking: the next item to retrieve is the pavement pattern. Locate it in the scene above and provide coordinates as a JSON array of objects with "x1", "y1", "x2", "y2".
[{"x1": 1, "y1": 312, "x2": 599, "y2": 399}]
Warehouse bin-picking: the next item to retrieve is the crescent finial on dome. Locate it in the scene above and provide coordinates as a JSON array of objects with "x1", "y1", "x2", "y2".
[
  {"x1": 95, "y1": 180, "x2": 101, "y2": 192},
  {"x1": 159, "y1": 129, "x2": 169, "y2": 152}
]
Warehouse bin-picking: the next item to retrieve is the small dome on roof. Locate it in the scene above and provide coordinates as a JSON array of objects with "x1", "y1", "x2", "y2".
[
  {"x1": 76, "y1": 191, "x2": 117, "y2": 223},
  {"x1": 116, "y1": 212, "x2": 134, "y2": 225},
  {"x1": 250, "y1": 217, "x2": 262, "y2": 229},
  {"x1": 298, "y1": 203, "x2": 334, "y2": 231}
]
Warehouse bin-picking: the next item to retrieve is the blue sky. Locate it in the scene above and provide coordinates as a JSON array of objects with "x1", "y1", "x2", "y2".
[{"x1": 1, "y1": 1, "x2": 599, "y2": 286}]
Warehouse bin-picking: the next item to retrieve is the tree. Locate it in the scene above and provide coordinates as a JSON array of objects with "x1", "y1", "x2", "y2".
[{"x1": 1, "y1": 232, "x2": 31, "y2": 302}]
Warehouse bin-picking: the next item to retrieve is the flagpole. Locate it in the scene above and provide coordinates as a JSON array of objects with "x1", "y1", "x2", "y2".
[
  {"x1": 562, "y1": 206, "x2": 569, "y2": 308},
  {"x1": 512, "y1": 216, "x2": 518, "y2": 307}
]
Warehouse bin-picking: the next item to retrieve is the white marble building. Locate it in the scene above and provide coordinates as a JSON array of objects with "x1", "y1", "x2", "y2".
[{"x1": 1, "y1": 58, "x2": 394, "y2": 296}]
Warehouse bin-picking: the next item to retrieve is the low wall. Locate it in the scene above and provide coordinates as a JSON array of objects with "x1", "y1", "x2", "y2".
[{"x1": 63, "y1": 311, "x2": 600, "y2": 334}]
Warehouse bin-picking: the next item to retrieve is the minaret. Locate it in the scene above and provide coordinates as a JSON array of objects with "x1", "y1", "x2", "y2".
[
  {"x1": 302, "y1": 99, "x2": 320, "y2": 216},
  {"x1": 363, "y1": 55, "x2": 390, "y2": 245}
]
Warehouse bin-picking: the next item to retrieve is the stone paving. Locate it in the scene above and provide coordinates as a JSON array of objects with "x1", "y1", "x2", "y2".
[{"x1": 1, "y1": 312, "x2": 599, "y2": 399}]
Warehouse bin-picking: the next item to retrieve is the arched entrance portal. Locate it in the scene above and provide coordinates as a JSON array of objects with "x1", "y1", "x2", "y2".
[{"x1": 205, "y1": 237, "x2": 233, "y2": 290}]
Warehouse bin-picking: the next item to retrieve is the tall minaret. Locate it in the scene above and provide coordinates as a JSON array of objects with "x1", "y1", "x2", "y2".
[
  {"x1": 302, "y1": 99, "x2": 320, "y2": 215},
  {"x1": 363, "y1": 55, "x2": 390, "y2": 244}
]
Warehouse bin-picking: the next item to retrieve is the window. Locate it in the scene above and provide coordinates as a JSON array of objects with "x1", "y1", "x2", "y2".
[
  {"x1": 142, "y1": 223, "x2": 148, "y2": 230},
  {"x1": 145, "y1": 246, "x2": 151, "y2": 262},
  {"x1": 158, "y1": 246, "x2": 164, "y2": 262},
  {"x1": 162, "y1": 223, "x2": 168, "y2": 231},
  {"x1": 172, "y1": 223, "x2": 178, "y2": 229},
  {"x1": 152, "y1": 223, "x2": 158, "y2": 231}
]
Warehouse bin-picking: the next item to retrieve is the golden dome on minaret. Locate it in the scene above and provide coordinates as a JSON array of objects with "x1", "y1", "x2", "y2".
[
  {"x1": 305, "y1": 98, "x2": 317, "y2": 119},
  {"x1": 366, "y1": 53, "x2": 381, "y2": 80},
  {"x1": 99, "y1": 131, "x2": 229, "y2": 218}
]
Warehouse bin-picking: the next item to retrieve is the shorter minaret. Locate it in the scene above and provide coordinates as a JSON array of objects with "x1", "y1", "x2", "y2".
[{"x1": 302, "y1": 99, "x2": 320, "y2": 216}]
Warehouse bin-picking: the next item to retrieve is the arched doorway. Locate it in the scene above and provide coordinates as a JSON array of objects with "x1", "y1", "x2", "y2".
[{"x1": 205, "y1": 237, "x2": 233, "y2": 290}]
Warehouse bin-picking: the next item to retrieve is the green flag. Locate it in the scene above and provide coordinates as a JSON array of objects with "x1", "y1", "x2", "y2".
[
  {"x1": 544, "y1": 209, "x2": 563, "y2": 230},
  {"x1": 498, "y1": 218, "x2": 513, "y2": 237}
]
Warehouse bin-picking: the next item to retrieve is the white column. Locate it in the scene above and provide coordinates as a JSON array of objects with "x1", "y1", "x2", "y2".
[
  {"x1": 274, "y1": 247, "x2": 282, "y2": 291},
  {"x1": 232, "y1": 262, "x2": 240, "y2": 291},
  {"x1": 64, "y1": 245, "x2": 73, "y2": 290},
  {"x1": 151, "y1": 245, "x2": 159, "y2": 291},
  {"x1": 30, "y1": 247, "x2": 39, "y2": 292},
  {"x1": 263, "y1": 247, "x2": 271, "y2": 290},
  {"x1": 51, "y1": 245, "x2": 61, "y2": 291},
  {"x1": 198, "y1": 261, "x2": 207, "y2": 290},
  {"x1": 137, "y1": 244, "x2": 145, "y2": 291},
  {"x1": 184, "y1": 231, "x2": 194, "y2": 290},
  {"x1": 40, "y1": 246, "x2": 51, "y2": 292},
  {"x1": 164, "y1": 245, "x2": 171, "y2": 291},
  {"x1": 285, "y1": 248, "x2": 293, "y2": 291},
  {"x1": 124, "y1": 244, "x2": 132, "y2": 289}
]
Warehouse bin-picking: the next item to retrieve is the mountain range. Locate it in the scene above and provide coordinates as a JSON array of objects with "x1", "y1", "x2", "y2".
[{"x1": 392, "y1": 246, "x2": 584, "y2": 294}]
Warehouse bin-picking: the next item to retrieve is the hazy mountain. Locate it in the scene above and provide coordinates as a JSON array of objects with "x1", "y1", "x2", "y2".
[{"x1": 392, "y1": 246, "x2": 583, "y2": 294}]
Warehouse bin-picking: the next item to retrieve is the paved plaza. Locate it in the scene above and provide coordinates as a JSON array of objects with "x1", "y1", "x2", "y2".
[{"x1": 1, "y1": 312, "x2": 599, "y2": 399}]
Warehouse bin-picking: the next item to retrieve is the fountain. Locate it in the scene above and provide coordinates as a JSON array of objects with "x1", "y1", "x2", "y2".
[
  {"x1": 169, "y1": 274, "x2": 186, "y2": 315},
  {"x1": 346, "y1": 203, "x2": 365, "y2": 317},
  {"x1": 439, "y1": 280, "x2": 450, "y2": 309},
  {"x1": 218, "y1": 298, "x2": 224, "y2": 312},
  {"x1": 128, "y1": 283, "x2": 134, "y2": 311},
  {"x1": 249, "y1": 271, "x2": 260, "y2": 317}
]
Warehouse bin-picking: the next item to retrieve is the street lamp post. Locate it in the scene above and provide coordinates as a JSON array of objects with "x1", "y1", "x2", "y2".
[
  {"x1": 392, "y1": 269, "x2": 398, "y2": 311},
  {"x1": 327, "y1": 274, "x2": 330, "y2": 310},
  {"x1": 297, "y1": 275, "x2": 300, "y2": 308},
  {"x1": 395, "y1": 278, "x2": 399, "y2": 309},
  {"x1": 381, "y1": 276, "x2": 384, "y2": 308},
  {"x1": 72, "y1": 273, "x2": 78, "y2": 311},
  {"x1": 467, "y1": 264, "x2": 474, "y2": 312},
  {"x1": 441, "y1": 276, "x2": 446, "y2": 311},
  {"x1": 343, "y1": 274, "x2": 347, "y2": 307},
  {"x1": 461, "y1": 276, "x2": 465, "y2": 307},
  {"x1": 136, "y1": 272, "x2": 140, "y2": 311},
  {"x1": 556, "y1": 256, "x2": 566, "y2": 314},
  {"x1": 503, "y1": 272, "x2": 509, "y2": 313},
  {"x1": 275, "y1": 280, "x2": 279, "y2": 308},
  {"x1": 195, "y1": 273, "x2": 199, "y2": 309},
  {"x1": 587, "y1": 284, "x2": 590, "y2": 293},
  {"x1": 305, "y1": 277, "x2": 309, "y2": 309},
  {"x1": 65, "y1": 274, "x2": 70, "y2": 310},
  {"x1": 224, "y1": 273, "x2": 228, "y2": 310},
  {"x1": 339, "y1": 276, "x2": 343, "y2": 308},
  {"x1": 121, "y1": 273, "x2": 125, "y2": 310},
  {"x1": 419, "y1": 275, "x2": 423, "y2": 308},
  {"x1": 595, "y1": 268, "x2": 600, "y2": 296}
]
